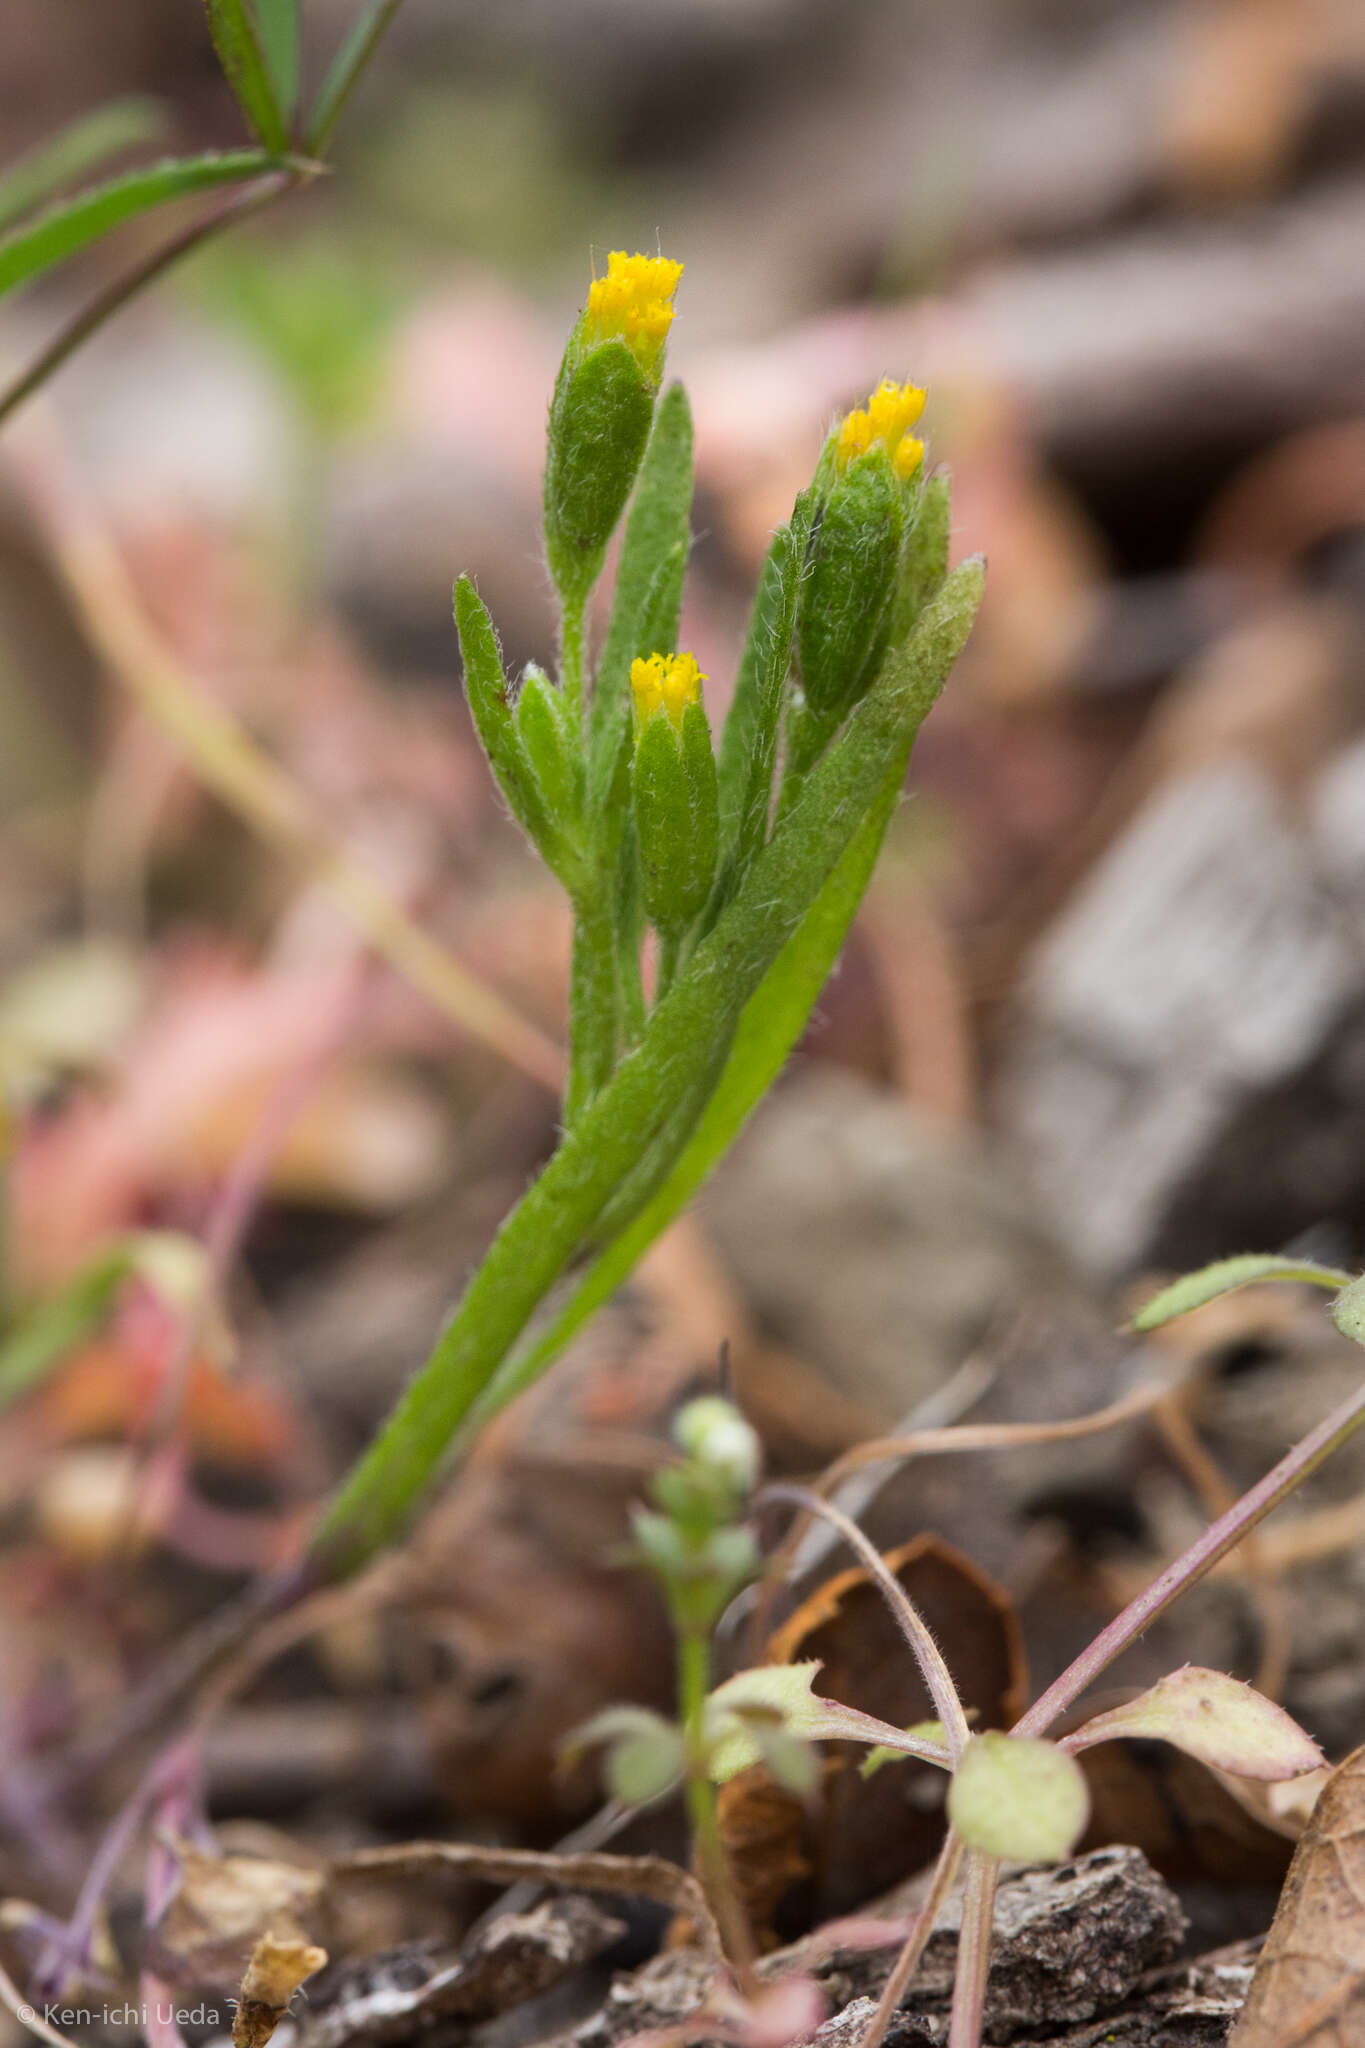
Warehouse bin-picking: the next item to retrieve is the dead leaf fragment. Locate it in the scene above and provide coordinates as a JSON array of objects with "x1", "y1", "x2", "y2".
[
  {"x1": 232, "y1": 1934, "x2": 328, "y2": 2048},
  {"x1": 146, "y1": 1843, "x2": 329, "y2": 1997},
  {"x1": 1231, "y1": 1744, "x2": 1365, "y2": 2045}
]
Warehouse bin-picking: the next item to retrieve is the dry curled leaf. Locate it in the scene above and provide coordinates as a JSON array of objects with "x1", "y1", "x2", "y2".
[{"x1": 1231, "y1": 1744, "x2": 1365, "y2": 2045}]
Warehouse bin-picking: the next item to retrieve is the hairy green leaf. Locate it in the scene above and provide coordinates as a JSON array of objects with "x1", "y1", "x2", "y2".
[
  {"x1": 1132, "y1": 1254, "x2": 1353, "y2": 1332},
  {"x1": 591, "y1": 381, "x2": 694, "y2": 808},
  {"x1": 1064, "y1": 1666, "x2": 1325, "y2": 1782},
  {"x1": 717, "y1": 509, "x2": 806, "y2": 885}
]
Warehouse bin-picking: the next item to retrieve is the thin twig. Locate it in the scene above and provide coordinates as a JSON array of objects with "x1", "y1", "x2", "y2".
[
  {"x1": 8, "y1": 423, "x2": 565, "y2": 1093},
  {"x1": 758, "y1": 1484, "x2": 971, "y2": 1759}
]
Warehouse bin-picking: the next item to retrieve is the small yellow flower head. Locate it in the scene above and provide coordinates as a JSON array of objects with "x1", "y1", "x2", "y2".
[
  {"x1": 836, "y1": 378, "x2": 926, "y2": 481},
  {"x1": 631, "y1": 650, "x2": 706, "y2": 727},
  {"x1": 586, "y1": 252, "x2": 683, "y2": 377}
]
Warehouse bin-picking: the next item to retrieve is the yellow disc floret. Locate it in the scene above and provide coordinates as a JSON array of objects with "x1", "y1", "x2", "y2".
[
  {"x1": 631, "y1": 650, "x2": 706, "y2": 727},
  {"x1": 585, "y1": 252, "x2": 683, "y2": 376},
  {"x1": 836, "y1": 378, "x2": 926, "y2": 481}
]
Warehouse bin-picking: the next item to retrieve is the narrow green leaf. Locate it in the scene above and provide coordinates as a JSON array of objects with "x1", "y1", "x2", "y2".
[
  {"x1": 250, "y1": 0, "x2": 302, "y2": 124},
  {"x1": 306, "y1": 0, "x2": 408, "y2": 155},
  {"x1": 591, "y1": 382, "x2": 694, "y2": 809},
  {"x1": 716, "y1": 506, "x2": 806, "y2": 882},
  {"x1": 454, "y1": 579, "x2": 579, "y2": 887},
  {"x1": 0, "y1": 1249, "x2": 131, "y2": 1412},
  {"x1": 0, "y1": 150, "x2": 273, "y2": 302},
  {"x1": 0, "y1": 98, "x2": 168, "y2": 237},
  {"x1": 1131, "y1": 1254, "x2": 1353, "y2": 1333},
  {"x1": 204, "y1": 0, "x2": 289, "y2": 152}
]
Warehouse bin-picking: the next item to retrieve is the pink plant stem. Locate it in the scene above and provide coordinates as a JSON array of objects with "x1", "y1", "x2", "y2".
[
  {"x1": 1015, "y1": 1373, "x2": 1365, "y2": 1740},
  {"x1": 759, "y1": 1484, "x2": 971, "y2": 1758},
  {"x1": 859, "y1": 1830, "x2": 965, "y2": 2048},
  {"x1": 946, "y1": 1851, "x2": 998, "y2": 2048}
]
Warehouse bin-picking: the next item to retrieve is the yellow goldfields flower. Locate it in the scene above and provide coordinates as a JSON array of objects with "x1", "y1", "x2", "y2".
[
  {"x1": 586, "y1": 252, "x2": 683, "y2": 376},
  {"x1": 836, "y1": 378, "x2": 926, "y2": 481},
  {"x1": 631, "y1": 650, "x2": 706, "y2": 726}
]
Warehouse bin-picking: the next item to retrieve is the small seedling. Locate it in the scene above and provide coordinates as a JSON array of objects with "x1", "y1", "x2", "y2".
[{"x1": 586, "y1": 1250, "x2": 1365, "y2": 2048}]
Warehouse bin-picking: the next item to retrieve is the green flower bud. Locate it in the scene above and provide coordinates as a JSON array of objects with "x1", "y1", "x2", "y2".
[
  {"x1": 797, "y1": 448, "x2": 903, "y2": 730},
  {"x1": 543, "y1": 253, "x2": 682, "y2": 607},
  {"x1": 630, "y1": 653, "x2": 718, "y2": 938},
  {"x1": 795, "y1": 379, "x2": 930, "y2": 741}
]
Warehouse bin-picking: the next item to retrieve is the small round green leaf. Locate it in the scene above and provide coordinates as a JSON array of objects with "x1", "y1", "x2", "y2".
[{"x1": 947, "y1": 1733, "x2": 1090, "y2": 1864}]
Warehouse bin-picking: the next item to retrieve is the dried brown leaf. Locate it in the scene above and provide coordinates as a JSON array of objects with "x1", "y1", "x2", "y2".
[{"x1": 1231, "y1": 1744, "x2": 1365, "y2": 2045}]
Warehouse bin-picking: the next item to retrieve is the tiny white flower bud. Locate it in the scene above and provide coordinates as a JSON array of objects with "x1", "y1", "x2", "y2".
[{"x1": 672, "y1": 1396, "x2": 761, "y2": 1495}]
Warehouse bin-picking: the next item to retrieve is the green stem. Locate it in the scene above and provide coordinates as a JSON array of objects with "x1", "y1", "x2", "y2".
[
  {"x1": 656, "y1": 928, "x2": 681, "y2": 1003},
  {"x1": 564, "y1": 884, "x2": 620, "y2": 1125},
  {"x1": 678, "y1": 1627, "x2": 755, "y2": 1985},
  {"x1": 561, "y1": 591, "x2": 587, "y2": 719}
]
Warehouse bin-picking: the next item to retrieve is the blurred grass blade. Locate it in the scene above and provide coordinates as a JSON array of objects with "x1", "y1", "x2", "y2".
[
  {"x1": 0, "y1": 1247, "x2": 132, "y2": 1414},
  {"x1": 0, "y1": 150, "x2": 274, "y2": 302},
  {"x1": 204, "y1": 0, "x2": 290, "y2": 153},
  {"x1": 306, "y1": 0, "x2": 408, "y2": 154},
  {"x1": 0, "y1": 97, "x2": 168, "y2": 237},
  {"x1": 251, "y1": 0, "x2": 302, "y2": 125}
]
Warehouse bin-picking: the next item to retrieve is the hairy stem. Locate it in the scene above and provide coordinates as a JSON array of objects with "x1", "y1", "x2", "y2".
[
  {"x1": 860, "y1": 1830, "x2": 964, "y2": 2048},
  {"x1": 759, "y1": 1483, "x2": 971, "y2": 1758},
  {"x1": 946, "y1": 1852, "x2": 998, "y2": 2048},
  {"x1": 678, "y1": 1629, "x2": 756, "y2": 1987},
  {"x1": 565, "y1": 885, "x2": 620, "y2": 1124},
  {"x1": 561, "y1": 591, "x2": 588, "y2": 718}
]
